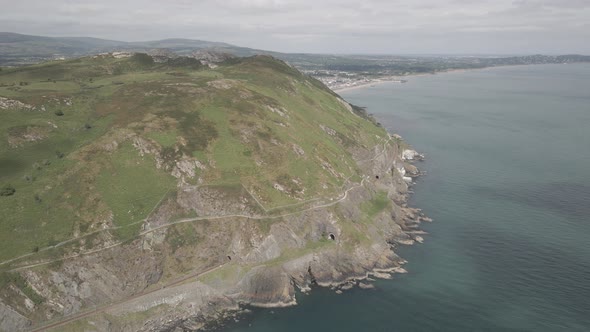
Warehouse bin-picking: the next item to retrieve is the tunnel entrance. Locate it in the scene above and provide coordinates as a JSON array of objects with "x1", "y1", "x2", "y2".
[
  {"x1": 227, "y1": 255, "x2": 232, "y2": 261},
  {"x1": 375, "y1": 175, "x2": 380, "y2": 179},
  {"x1": 328, "y1": 233, "x2": 335, "y2": 241}
]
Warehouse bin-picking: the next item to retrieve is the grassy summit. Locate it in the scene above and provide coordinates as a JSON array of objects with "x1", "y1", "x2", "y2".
[{"x1": 0, "y1": 53, "x2": 386, "y2": 263}]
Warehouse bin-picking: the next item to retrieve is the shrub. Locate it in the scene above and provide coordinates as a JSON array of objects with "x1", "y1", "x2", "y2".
[
  {"x1": 131, "y1": 53, "x2": 155, "y2": 66},
  {"x1": 55, "y1": 151, "x2": 65, "y2": 159},
  {"x1": 0, "y1": 185, "x2": 16, "y2": 196},
  {"x1": 54, "y1": 110, "x2": 64, "y2": 116},
  {"x1": 84, "y1": 123, "x2": 92, "y2": 130}
]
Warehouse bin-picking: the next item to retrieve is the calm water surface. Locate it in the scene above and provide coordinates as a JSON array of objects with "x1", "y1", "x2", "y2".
[{"x1": 220, "y1": 64, "x2": 590, "y2": 331}]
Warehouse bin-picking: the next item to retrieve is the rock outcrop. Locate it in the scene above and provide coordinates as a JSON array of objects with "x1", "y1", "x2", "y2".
[
  {"x1": 0, "y1": 301, "x2": 31, "y2": 332},
  {"x1": 0, "y1": 54, "x2": 429, "y2": 332}
]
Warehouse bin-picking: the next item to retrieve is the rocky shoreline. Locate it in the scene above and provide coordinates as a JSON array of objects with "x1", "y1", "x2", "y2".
[
  {"x1": 138, "y1": 137, "x2": 431, "y2": 332},
  {"x1": 1, "y1": 122, "x2": 430, "y2": 332},
  {"x1": 201, "y1": 264, "x2": 410, "y2": 332}
]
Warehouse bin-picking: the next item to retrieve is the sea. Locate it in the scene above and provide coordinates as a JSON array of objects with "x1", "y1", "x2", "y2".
[{"x1": 219, "y1": 64, "x2": 590, "y2": 331}]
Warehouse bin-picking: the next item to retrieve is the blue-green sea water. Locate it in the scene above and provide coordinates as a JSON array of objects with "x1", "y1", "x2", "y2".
[{"x1": 220, "y1": 64, "x2": 590, "y2": 331}]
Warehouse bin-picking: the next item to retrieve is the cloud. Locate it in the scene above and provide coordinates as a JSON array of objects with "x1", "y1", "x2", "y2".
[{"x1": 0, "y1": 0, "x2": 588, "y2": 54}]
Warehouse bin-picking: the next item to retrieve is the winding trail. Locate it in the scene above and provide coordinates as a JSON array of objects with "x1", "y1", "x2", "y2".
[
  {"x1": 3, "y1": 136, "x2": 394, "y2": 271},
  {"x1": 0, "y1": 190, "x2": 172, "y2": 268},
  {"x1": 28, "y1": 263, "x2": 228, "y2": 332},
  {"x1": 10, "y1": 176, "x2": 367, "y2": 272},
  {"x1": 24, "y1": 175, "x2": 372, "y2": 331},
  {"x1": 14, "y1": 135, "x2": 395, "y2": 331}
]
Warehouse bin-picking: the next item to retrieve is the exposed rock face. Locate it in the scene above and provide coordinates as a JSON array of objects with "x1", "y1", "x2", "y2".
[
  {"x1": 233, "y1": 266, "x2": 297, "y2": 307},
  {"x1": 0, "y1": 97, "x2": 36, "y2": 110},
  {"x1": 0, "y1": 301, "x2": 31, "y2": 332},
  {"x1": 319, "y1": 124, "x2": 336, "y2": 136},
  {"x1": 337, "y1": 98, "x2": 355, "y2": 114},
  {"x1": 175, "y1": 185, "x2": 262, "y2": 219},
  {"x1": 7, "y1": 125, "x2": 52, "y2": 148},
  {"x1": 267, "y1": 105, "x2": 289, "y2": 118},
  {"x1": 0, "y1": 110, "x2": 428, "y2": 331},
  {"x1": 126, "y1": 139, "x2": 423, "y2": 329},
  {"x1": 191, "y1": 50, "x2": 236, "y2": 68},
  {"x1": 291, "y1": 143, "x2": 305, "y2": 156},
  {"x1": 404, "y1": 163, "x2": 419, "y2": 176},
  {"x1": 358, "y1": 282, "x2": 375, "y2": 289},
  {"x1": 402, "y1": 149, "x2": 424, "y2": 161},
  {"x1": 112, "y1": 52, "x2": 133, "y2": 59},
  {"x1": 207, "y1": 79, "x2": 238, "y2": 90},
  {"x1": 148, "y1": 48, "x2": 179, "y2": 63},
  {"x1": 17, "y1": 247, "x2": 163, "y2": 321}
]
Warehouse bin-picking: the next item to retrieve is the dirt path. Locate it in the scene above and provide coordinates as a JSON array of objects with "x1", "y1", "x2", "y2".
[
  {"x1": 0, "y1": 190, "x2": 172, "y2": 268},
  {"x1": 28, "y1": 263, "x2": 227, "y2": 332},
  {"x1": 3, "y1": 137, "x2": 392, "y2": 271},
  {"x1": 16, "y1": 136, "x2": 394, "y2": 330},
  {"x1": 24, "y1": 174, "x2": 372, "y2": 331},
  {"x1": 24, "y1": 177, "x2": 374, "y2": 332},
  {"x1": 10, "y1": 176, "x2": 367, "y2": 272}
]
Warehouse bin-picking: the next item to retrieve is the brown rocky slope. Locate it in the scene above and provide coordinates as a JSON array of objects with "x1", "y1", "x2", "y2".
[{"x1": 0, "y1": 54, "x2": 429, "y2": 332}]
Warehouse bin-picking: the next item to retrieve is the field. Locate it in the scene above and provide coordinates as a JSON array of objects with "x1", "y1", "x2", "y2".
[{"x1": 0, "y1": 54, "x2": 387, "y2": 266}]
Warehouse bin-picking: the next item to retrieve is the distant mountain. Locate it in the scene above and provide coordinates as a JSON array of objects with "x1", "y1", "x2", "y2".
[
  {"x1": 0, "y1": 32, "x2": 123, "y2": 59},
  {"x1": 2, "y1": 32, "x2": 589, "y2": 88},
  {"x1": 0, "y1": 32, "x2": 267, "y2": 65}
]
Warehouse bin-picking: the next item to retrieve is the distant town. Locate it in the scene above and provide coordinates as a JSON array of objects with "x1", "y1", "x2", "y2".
[
  {"x1": 2, "y1": 33, "x2": 589, "y2": 91},
  {"x1": 302, "y1": 69, "x2": 408, "y2": 90}
]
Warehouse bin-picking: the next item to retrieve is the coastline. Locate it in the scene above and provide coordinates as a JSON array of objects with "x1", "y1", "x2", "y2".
[
  {"x1": 133, "y1": 138, "x2": 430, "y2": 332},
  {"x1": 333, "y1": 68, "x2": 474, "y2": 93},
  {"x1": 3, "y1": 57, "x2": 432, "y2": 332},
  {"x1": 20, "y1": 129, "x2": 430, "y2": 332},
  {"x1": 332, "y1": 64, "x2": 544, "y2": 93}
]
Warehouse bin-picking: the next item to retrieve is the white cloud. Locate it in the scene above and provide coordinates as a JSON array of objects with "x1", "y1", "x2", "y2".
[{"x1": 0, "y1": 0, "x2": 588, "y2": 53}]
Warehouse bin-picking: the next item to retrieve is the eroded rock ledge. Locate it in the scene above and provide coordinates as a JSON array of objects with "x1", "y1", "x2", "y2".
[
  {"x1": 119, "y1": 136, "x2": 427, "y2": 332},
  {"x1": 2, "y1": 134, "x2": 429, "y2": 332}
]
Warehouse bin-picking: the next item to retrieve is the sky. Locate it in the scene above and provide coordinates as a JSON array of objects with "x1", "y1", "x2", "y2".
[{"x1": 1, "y1": 0, "x2": 589, "y2": 54}]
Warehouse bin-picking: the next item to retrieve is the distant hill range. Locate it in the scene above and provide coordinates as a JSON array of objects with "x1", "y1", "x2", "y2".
[
  {"x1": 0, "y1": 32, "x2": 272, "y2": 65},
  {"x1": 1, "y1": 32, "x2": 590, "y2": 89}
]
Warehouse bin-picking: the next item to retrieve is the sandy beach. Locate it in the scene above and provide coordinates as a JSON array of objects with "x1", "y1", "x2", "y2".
[
  {"x1": 332, "y1": 69, "x2": 473, "y2": 93},
  {"x1": 332, "y1": 64, "x2": 538, "y2": 93}
]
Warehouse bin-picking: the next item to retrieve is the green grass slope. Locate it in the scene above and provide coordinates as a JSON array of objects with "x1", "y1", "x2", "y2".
[{"x1": 0, "y1": 53, "x2": 387, "y2": 264}]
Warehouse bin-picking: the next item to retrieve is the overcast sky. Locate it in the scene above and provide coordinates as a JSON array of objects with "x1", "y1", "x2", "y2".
[{"x1": 1, "y1": 0, "x2": 589, "y2": 54}]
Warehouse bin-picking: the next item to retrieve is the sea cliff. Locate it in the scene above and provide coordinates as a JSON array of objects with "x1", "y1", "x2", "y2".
[{"x1": 0, "y1": 54, "x2": 429, "y2": 332}]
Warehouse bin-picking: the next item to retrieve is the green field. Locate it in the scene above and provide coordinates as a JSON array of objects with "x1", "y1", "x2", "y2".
[{"x1": 0, "y1": 54, "x2": 387, "y2": 265}]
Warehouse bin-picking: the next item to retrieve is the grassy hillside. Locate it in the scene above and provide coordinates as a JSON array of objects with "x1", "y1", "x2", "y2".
[{"x1": 0, "y1": 53, "x2": 387, "y2": 264}]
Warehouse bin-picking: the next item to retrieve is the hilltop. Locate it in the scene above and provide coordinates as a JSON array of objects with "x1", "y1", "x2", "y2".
[
  {"x1": 0, "y1": 32, "x2": 260, "y2": 66},
  {"x1": 3, "y1": 32, "x2": 589, "y2": 86},
  {"x1": 0, "y1": 52, "x2": 427, "y2": 331}
]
